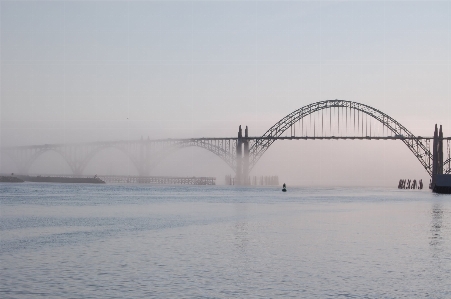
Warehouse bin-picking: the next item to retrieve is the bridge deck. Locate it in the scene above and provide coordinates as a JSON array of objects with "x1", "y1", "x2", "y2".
[
  {"x1": 251, "y1": 136, "x2": 446, "y2": 140},
  {"x1": 2, "y1": 136, "x2": 450, "y2": 149}
]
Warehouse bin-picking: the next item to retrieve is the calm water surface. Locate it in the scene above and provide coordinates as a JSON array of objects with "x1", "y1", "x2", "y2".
[{"x1": 1, "y1": 183, "x2": 450, "y2": 298}]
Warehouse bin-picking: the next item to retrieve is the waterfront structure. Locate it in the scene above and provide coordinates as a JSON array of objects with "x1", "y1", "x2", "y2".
[
  {"x1": 430, "y1": 124, "x2": 451, "y2": 193},
  {"x1": 99, "y1": 175, "x2": 216, "y2": 185}
]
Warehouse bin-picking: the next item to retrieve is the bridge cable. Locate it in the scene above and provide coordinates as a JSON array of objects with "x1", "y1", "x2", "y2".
[
  {"x1": 314, "y1": 114, "x2": 316, "y2": 137},
  {"x1": 299, "y1": 110, "x2": 301, "y2": 136},
  {"x1": 361, "y1": 111, "x2": 364, "y2": 137},
  {"x1": 358, "y1": 110, "x2": 360, "y2": 136},
  {"x1": 330, "y1": 107, "x2": 332, "y2": 133},
  {"x1": 310, "y1": 106, "x2": 312, "y2": 133},
  {"x1": 302, "y1": 116, "x2": 304, "y2": 137},
  {"x1": 345, "y1": 106, "x2": 347, "y2": 134},
  {"x1": 366, "y1": 114, "x2": 368, "y2": 137},
  {"x1": 334, "y1": 107, "x2": 336, "y2": 134}
]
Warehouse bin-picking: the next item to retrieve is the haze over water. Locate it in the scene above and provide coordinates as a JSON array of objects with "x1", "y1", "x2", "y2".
[
  {"x1": 2, "y1": 1, "x2": 450, "y2": 185},
  {"x1": 1, "y1": 2, "x2": 451, "y2": 297},
  {"x1": 1, "y1": 183, "x2": 450, "y2": 298}
]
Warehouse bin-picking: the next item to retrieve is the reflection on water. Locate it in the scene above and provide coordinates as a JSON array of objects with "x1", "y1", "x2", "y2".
[
  {"x1": 233, "y1": 204, "x2": 249, "y2": 253},
  {"x1": 429, "y1": 200, "x2": 450, "y2": 285},
  {"x1": 430, "y1": 203, "x2": 443, "y2": 248},
  {"x1": 1, "y1": 183, "x2": 451, "y2": 298}
]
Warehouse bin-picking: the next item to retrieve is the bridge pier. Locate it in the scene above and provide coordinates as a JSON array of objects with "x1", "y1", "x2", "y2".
[
  {"x1": 235, "y1": 125, "x2": 250, "y2": 185},
  {"x1": 432, "y1": 124, "x2": 444, "y2": 187},
  {"x1": 243, "y1": 126, "x2": 250, "y2": 185},
  {"x1": 439, "y1": 125, "x2": 444, "y2": 174},
  {"x1": 236, "y1": 126, "x2": 243, "y2": 185}
]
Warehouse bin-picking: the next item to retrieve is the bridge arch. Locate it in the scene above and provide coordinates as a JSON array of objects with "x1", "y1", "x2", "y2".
[
  {"x1": 148, "y1": 140, "x2": 237, "y2": 173},
  {"x1": 15, "y1": 148, "x2": 78, "y2": 175},
  {"x1": 1, "y1": 139, "x2": 238, "y2": 176},
  {"x1": 250, "y1": 100, "x2": 433, "y2": 175},
  {"x1": 2, "y1": 145, "x2": 142, "y2": 176},
  {"x1": 80, "y1": 141, "x2": 237, "y2": 176},
  {"x1": 77, "y1": 144, "x2": 143, "y2": 176},
  {"x1": 0, "y1": 150, "x2": 28, "y2": 173}
]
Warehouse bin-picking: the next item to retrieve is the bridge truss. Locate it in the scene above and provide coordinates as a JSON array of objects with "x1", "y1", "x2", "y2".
[{"x1": 248, "y1": 100, "x2": 440, "y2": 176}]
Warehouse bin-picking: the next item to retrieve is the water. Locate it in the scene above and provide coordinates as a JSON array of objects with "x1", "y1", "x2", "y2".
[{"x1": 1, "y1": 183, "x2": 450, "y2": 298}]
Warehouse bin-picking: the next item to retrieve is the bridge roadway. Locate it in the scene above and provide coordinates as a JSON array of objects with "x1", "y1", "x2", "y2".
[
  {"x1": 246, "y1": 136, "x2": 450, "y2": 140},
  {"x1": 147, "y1": 136, "x2": 448, "y2": 141},
  {"x1": 1, "y1": 100, "x2": 451, "y2": 184},
  {"x1": 5, "y1": 135, "x2": 448, "y2": 147}
]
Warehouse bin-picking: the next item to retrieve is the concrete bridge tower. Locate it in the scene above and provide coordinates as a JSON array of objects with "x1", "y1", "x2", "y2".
[
  {"x1": 235, "y1": 125, "x2": 250, "y2": 185},
  {"x1": 236, "y1": 125, "x2": 243, "y2": 185},
  {"x1": 439, "y1": 125, "x2": 444, "y2": 175},
  {"x1": 432, "y1": 124, "x2": 444, "y2": 187},
  {"x1": 243, "y1": 126, "x2": 249, "y2": 185}
]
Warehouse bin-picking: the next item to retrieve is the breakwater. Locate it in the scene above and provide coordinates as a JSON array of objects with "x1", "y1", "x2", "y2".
[
  {"x1": 17, "y1": 175, "x2": 105, "y2": 184},
  {"x1": 0, "y1": 176, "x2": 24, "y2": 183},
  {"x1": 2, "y1": 174, "x2": 215, "y2": 185}
]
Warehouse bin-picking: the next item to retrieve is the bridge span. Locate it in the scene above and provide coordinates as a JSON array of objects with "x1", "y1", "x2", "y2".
[{"x1": 1, "y1": 100, "x2": 450, "y2": 185}]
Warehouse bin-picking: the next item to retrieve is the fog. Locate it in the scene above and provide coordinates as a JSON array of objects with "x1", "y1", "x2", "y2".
[{"x1": 1, "y1": 1, "x2": 450, "y2": 186}]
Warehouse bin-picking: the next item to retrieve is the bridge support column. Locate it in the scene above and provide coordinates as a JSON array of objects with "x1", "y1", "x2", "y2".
[
  {"x1": 243, "y1": 126, "x2": 250, "y2": 185},
  {"x1": 432, "y1": 124, "x2": 444, "y2": 188},
  {"x1": 235, "y1": 125, "x2": 250, "y2": 186},
  {"x1": 236, "y1": 125, "x2": 243, "y2": 185},
  {"x1": 439, "y1": 125, "x2": 444, "y2": 174},
  {"x1": 68, "y1": 159, "x2": 84, "y2": 176}
]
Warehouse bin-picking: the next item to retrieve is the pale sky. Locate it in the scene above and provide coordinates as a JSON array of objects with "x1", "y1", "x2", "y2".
[{"x1": 1, "y1": 1, "x2": 450, "y2": 185}]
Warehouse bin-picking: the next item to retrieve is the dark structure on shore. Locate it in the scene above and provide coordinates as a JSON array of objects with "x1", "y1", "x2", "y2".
[
  {"x1": 398, "y1": 179, "x2": 423, "y2": 190},
  {"x1": 430, "y1": 125, "x2": 451, "y2": 193},
  {"x1": 0, "y1": 176, "x2": 24, "y2": 183},
  {"x1": 17, "y1": 175, "x2": 105, "y2": 184}
]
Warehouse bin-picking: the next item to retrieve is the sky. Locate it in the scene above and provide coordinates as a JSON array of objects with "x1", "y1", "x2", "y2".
[{"x1": 1, "y1": 0, "x2": 450, "y2": 186}]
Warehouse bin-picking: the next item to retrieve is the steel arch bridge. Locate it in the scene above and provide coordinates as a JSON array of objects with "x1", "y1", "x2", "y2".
[
  {"x1": 249, "y1": 100, "x2": 434, "y2": 173},
  {"x1": 1, "y1": 100, "x2": 450, "y2": 182}
]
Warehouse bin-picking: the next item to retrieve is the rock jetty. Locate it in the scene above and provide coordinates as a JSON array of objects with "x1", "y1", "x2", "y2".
[{"x1": 0, "y1": 176, "x2": 24, "y2": 183}]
